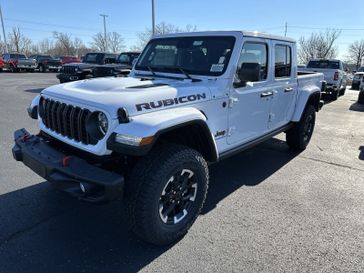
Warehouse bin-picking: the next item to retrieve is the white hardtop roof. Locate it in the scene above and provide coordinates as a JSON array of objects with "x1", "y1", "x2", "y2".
[{"x1": 153, "y1": 30, "x2": 296, "y2": 43}]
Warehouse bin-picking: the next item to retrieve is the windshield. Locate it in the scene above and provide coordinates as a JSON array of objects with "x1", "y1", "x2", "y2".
[
  {"x1": 358, "y1": 67, "x2": 364, "y2": 72},
  {"x1": 84, "y1": 53, "x2": 102, "y2": 64},
  {"x1": 135, "y1": 36, "x2": 236, "y2": 76},
  {"x1": 307, "y1": 60, "x2": 340, "y2": 69},
  {"x1": 117, "y1": 54, "x2": 130, "y2": 64},
  {"x1": 10, "y1": 54, "x2": 26, "y2": 59},
  {"x1": 39, "y1": 55, "x2": 52, "y2": 60}
]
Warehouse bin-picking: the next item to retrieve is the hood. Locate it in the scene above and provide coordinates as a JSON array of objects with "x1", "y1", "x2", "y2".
[
  {"x1": 63, "y1": 62, "x2": 99, "y2": 69},
  {"x1": 41, "y1": 76, "x2": 211, "y2": 118},
  {"x1": 97, "y1": 63, "x2": 131, "y2": 70}
]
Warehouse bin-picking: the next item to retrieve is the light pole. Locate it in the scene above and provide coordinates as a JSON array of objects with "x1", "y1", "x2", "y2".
[
  {"x1": 100, "y1": 14, "x2": 108, "y2": 52},
  {"x1": 0, "y1": 3, "x2": 8, "y2": 53},
  {"x1": 152, "y1": 0, "x2": 155, "y2": 35}
]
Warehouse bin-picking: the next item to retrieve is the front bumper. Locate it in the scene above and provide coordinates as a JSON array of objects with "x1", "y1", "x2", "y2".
[
  {"x1": 57, "y1": 73, "x2": 83, "y2": 82},
  {"x1": 47, "y1": 65, "x2": 62, "y2": 71},
  {"x1": 12, "y1": 128, "x2": 124, "y2": 203},
  {"x1": 18, "y1": 65, "x2": 36, "y2": 69}
]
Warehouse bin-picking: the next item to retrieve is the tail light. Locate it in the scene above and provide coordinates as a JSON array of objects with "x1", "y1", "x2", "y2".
[{"x1": 334, "y1": 72, "x2": 339, "y2": 81}]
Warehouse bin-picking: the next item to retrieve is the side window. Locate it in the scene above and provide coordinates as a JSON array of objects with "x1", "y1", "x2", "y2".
[
  {"x1": 274, "y1": 45, "x2": 292, "y2": 78},
  {"x1": 235, "y1": 42, "x2": 268, "y2": 83}
]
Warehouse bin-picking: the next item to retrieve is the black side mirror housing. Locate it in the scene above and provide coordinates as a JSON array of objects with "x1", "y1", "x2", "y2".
[{"x1": 234, "y1": 63, "x2": 261, "y2": 88}]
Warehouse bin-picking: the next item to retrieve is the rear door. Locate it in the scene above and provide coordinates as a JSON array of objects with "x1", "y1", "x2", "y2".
[
  {"x1": 269, "y1": 42, "x2": 297, "y2": 129},
  {"x1": 227, "y1": 38, "x2": 273, "y2": 145}
]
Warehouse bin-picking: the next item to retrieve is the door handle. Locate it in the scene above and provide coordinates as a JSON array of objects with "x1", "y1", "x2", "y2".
[
  {"x1": 284, "y1": 87, "x2": 294, "y2": 93},
  {"x1": 260, "y1": 92, "x2": 273, "y2": 98}
]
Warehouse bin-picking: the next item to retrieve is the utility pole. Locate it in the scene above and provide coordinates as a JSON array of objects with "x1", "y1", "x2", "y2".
[
  {"x1": 152, "y1": 0, "x2": 155, "y2": 35},
  {"x1": 0, "y1": 3, "x2": 8, "y2": 53},
  {"x1": 284, "y1": 22, "x2": 288, "y2": 37},
  {"x1": 100, "y1": 14, "x2": 108, "y2": 52}
]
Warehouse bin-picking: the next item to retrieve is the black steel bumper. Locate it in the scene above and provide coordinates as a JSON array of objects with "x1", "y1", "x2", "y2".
[
  {"x1": 57, "y1": 73, "x2": 83, "y2": 82},
  {"x1": 12, "y1": 128, "x2": 124, "y2": 203}
]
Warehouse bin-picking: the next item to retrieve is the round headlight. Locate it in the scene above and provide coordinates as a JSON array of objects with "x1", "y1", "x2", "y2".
[
  {"x1": 97, "y1": 112, "x2": 108, "y2": 135},
  {"x1": 85, "y1": 111, "x2": 109, "y2": 141}
]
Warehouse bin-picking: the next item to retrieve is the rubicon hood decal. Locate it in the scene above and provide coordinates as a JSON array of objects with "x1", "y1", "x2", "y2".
[{"x1": 136, "y1": 93, "x2": 207, "y2": 111}]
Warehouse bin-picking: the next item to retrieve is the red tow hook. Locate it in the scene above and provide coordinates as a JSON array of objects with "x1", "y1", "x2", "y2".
[
  {"x1": 62, "y1": 156, "x2": 72, "y2": 167},
  {"x1": 21, "y1": 133, "x2": 29, "y2": 143}
]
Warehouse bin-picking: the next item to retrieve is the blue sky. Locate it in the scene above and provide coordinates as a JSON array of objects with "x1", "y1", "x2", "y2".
[{"x1": 1, "y1": 0, "x2": 363, "y2": 58}]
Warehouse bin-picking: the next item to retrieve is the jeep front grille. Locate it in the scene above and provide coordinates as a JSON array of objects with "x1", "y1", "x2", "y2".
[
  {"x1": 62, "y1": 66, "x2": 76, "y2": 74},
  {"x1": 40, "y1": 97, "x2": 96, "y2": 145}
]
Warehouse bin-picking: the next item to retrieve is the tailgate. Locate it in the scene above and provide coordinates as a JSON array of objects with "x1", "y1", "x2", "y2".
[
  {"x1": 18, "y1": 59, "x2": 36, "y2": 66},
  {"x1": 306, "y1": 68, "x2": 336, "y2": 83}
]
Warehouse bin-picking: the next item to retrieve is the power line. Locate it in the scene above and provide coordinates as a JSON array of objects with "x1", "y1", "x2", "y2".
[
  {"x1": 290, "y1": 25, "x2": 364, "y2": 31},
  {"x1": 4, "y1": 17, "x2": 99, "y2": 32}
]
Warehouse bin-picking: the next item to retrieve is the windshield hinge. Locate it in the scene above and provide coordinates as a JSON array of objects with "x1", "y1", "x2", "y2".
[{"x1": 228, "y1": 97, "x2": 239, "y2": 108}]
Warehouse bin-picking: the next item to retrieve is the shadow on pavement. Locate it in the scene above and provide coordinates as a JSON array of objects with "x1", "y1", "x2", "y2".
[
  {"x1": 24, "y1": 88, "x2": 44, "y2": 93},
  {"x1": 349, "y1": 102, "x2": 364, "y2": 112},
  {"x1": 0, "y1": 138, "x2": 299, "y2": 273}
]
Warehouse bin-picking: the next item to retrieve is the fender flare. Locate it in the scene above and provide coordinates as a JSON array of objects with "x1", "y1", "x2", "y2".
[
  {"x1": 292, "y1": 89, "x2": 321, "y2": 122},
  {"x1": 107, "y1": 107, "x2": 218, "y2": 161}
]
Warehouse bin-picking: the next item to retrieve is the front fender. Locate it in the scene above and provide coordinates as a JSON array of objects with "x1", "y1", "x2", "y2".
[{"x1": 108, "y1": 107, "x2": 218, "y2": 159}]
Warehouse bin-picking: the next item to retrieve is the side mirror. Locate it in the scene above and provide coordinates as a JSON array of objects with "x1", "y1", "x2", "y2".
[{"x1": 234, "y1": 63, "x2": 261, "y2": 88}]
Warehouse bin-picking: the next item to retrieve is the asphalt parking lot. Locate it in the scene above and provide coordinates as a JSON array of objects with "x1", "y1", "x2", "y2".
[{"x1": 0, "y1": 72, "x2": 363, "y2": 273}]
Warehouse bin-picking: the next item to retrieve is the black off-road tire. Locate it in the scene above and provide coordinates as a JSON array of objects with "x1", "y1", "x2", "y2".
[
  {"x1": 124, "y1": 144, "x2": 209, "y2": 246},
  {"x1": 286, "y1": 104, "x2": 316, "y2": 151},
  {"x1": 331, "y1": 89, "x2": 339, "y2": 100},
  {"x1": 39, "y1": 64, "x2": 45, "y2": 73},
  {"x1": 10, "y1": 65, "x2": 17, "y2": 73},
  {"x1": 358, "y1": 90, "x2": 364, "y2": 105}
]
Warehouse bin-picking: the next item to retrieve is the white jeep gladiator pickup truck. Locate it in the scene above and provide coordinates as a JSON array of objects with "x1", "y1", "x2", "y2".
[
  {"x1": 303, "y1": 59, "x2": 347, "y2": 100},
  {"x1": 13, "y1": 31, "x2": 325, "y2": 245}
]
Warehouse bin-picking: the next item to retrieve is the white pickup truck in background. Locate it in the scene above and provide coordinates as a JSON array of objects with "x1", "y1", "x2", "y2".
[
  {"x1": 301, "y1": 59, "x2": 347, "y2": 100},
  {"x1": 13, "y1": 31, "x2": 325, "y2": 245}
]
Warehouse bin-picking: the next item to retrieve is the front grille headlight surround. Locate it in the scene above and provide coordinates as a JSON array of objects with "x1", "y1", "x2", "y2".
[{"x1": 85, "y1": 111, "x2": 109, "y2": 140}]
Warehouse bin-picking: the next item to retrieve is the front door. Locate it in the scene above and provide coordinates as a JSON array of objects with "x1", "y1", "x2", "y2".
[{"x1": 227, "y1": 39, "x2": 273, "y2": 145}]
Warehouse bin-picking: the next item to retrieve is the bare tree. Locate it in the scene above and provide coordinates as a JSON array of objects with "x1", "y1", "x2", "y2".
[
  {"x1": 347, "y1": 40, "x2": 364, "y2": 70},
  {"x1": 38, "y1": 38, "x2": 54, "y2": 54},
  {"x1": 91, "y1": 32, "x2": 107, "y2": 52},
  {"x1": 73, "y1": 37, "x2": 90, "y2": 57},
  {"x1": 53, "y1": 31, "x2": 74, "y2": 55},
  {"x1": 8, "y1": 27, "x2": 33, "y2": 54},
  {"x1": 108, "y1": 32, "x2": 125, "y2": 53},
  {"x1": 136, "y1": 22, "x2": 197, "y2": 50},
  {"x1": 298, "y1": 29, "x2": 341, "y2": 64}
]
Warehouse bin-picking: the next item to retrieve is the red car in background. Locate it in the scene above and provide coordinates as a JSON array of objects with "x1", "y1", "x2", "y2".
[
  {"x1": 60, "y1": 55, "x2": 81, "y2": 65},
  {"x1": 0, "y1": 56, "x2": 4, "y2": 72}
]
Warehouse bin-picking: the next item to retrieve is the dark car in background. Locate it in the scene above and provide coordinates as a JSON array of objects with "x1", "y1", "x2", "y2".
[
  {"x1": 93, "y1": 52, "x2": 140, "y2": 78},
  {"x1": 2, "y1": 53, "x2": 37, "y2": 72},
  {"x1": 352, "y1": 72, "x2": 364, "y2": 90},
  {"x1": 29, "y1": 54, "x2": 62, "y2": 72},
  {"x1": 60, "y1": 55, "x2": 81, "y2": 65},
  {"x1": 57, "y1": 52, "x2": 117, "y2": 83}
]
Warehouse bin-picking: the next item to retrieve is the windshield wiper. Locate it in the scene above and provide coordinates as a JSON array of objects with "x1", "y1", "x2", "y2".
[
  {"x1": 147, "y1": 66, "x2": 157, "y2": 76},
  {"x1": 177, "y1": 68, "x2": 201, "y2": 82}
]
